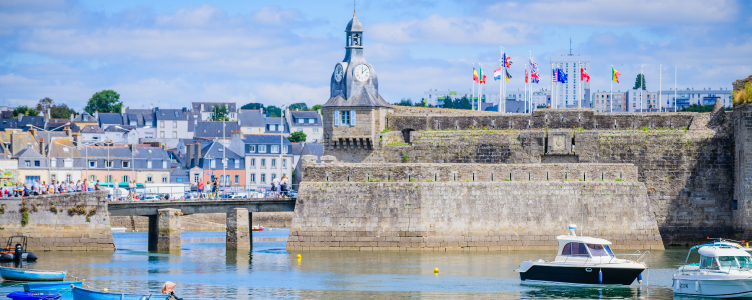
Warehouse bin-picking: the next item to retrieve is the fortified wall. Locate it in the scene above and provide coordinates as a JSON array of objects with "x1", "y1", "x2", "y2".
[
  {"x1": 314, "y1": 104, "x2": 734, "y2": 246},
  {"x1": 289, "y1": 162, "x2": 663, "y2": 251},
  {"x1": 0, "y1": 191, "x2": 115, "y2": 251}
]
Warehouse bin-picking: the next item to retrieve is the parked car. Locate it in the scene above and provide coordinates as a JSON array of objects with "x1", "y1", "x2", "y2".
[{"x1": 143, "y1": 195, "x2": 160, "y2": 201}]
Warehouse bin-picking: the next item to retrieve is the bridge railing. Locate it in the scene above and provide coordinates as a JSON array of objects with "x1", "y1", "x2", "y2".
[{"x1": 109, "y1": 184, "x2": 300, "y2": 201}]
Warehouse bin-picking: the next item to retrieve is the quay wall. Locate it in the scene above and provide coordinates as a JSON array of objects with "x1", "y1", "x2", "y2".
[
  {"x1": 0, "y1": 191, "x2": 115, "y2": 251},
  {"x1": 288, "y1": 181, "x2": 663, "y2": 251}
]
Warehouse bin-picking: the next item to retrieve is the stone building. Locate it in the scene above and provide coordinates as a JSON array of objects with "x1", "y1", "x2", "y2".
[{"x1": 322, "y1": 12, "x2": 392, "y2": 151}]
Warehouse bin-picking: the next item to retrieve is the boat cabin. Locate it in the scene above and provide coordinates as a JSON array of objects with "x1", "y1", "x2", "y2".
[
  {"x1": 697, "y1": 247, "x2": 752, "y2": 270},
  {"x1": 556, "y1": 235, "x2": 615, "y2": 258}
]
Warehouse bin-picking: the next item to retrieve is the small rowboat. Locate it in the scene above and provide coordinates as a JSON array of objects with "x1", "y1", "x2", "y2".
[
  {"x1": 0, "y1": 267, "x2": 66, "y2": 282},
  {"x1": 5, "y1": 291, "x2": 61, "y2": 300},
  {"x1": 24, "y1": 281, "x2": 83, "y2": 292},
  {"x1": 252, "y1": 225, "x2": 263, "y2": 231},
  {"x1": 72, "y1": 287, "x2": 169, "y2": 300}
]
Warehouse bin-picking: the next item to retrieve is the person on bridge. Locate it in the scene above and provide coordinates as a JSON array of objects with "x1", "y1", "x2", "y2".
[{"x1": 197, "y1": 179, "x2": 204, "y2": 199}]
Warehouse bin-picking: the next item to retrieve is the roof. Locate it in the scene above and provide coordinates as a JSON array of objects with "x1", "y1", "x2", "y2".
[
  {"x1": 291, "y1": 143, "x2": 304, "y2": 155},
  {"x1": 48, "y1": 139, "x2": 81, "y2": 158},
  {"x1": 191, "y1": 102, "x2": 236, "y2": 112},
  {"x1": 156, "y1": 109, "x2": 188, "y2": 121},
  {"x1": 80, "y1": 124, "x2": 104, "y2": 134},
  {"x1": 241, "y1": 134, "x2": 292, "y2": 145},
  {"x1": 73, "y1": 112, "x2": 96, "y2": 122},
  {"x1": 301, "y1": 143, "x2": 324, "y2": 158},
  {"x1": 104, "y1": 125, "x2": 134, "y2": 132},
  {"x1": 188, "y1": 112, "x2": 200, "y2": 132},
  {"x1": 13, "y1": 148, "x2": 44, "y2": 159},
  {"x1": 698, "y1": 246, "x2": 751, "y2": 257},
  {"x1": 346, "y1": 13, "x2": 363, "y2": 32},
  {"x1": 125, "y1": 109, "x2": 155, "y2": 127},
  {"x1": 34, "y1": 131, "x2": 68, "y2": 143},
  {"x1": 199, "y1": 141, "x2": 243, "y2": 159},
  {"x1": 556, "y1": 235, "x2": 612, "y2": 245},
  {"x1": 98, "y1": 113, "x2": 123, "y2": 125},
  {"x1": 290, "y1": 111, "x2": 320, "y2": 119},
  {"x1": 170, "y1": 167, "x2": 189, "y2": 176},
  {"x1": 238, "y1": 109, "x2": 265, "y2": 127},
  {"x1": 194, "y1": 121, "x2": 240, "y2": 138},
  {"x1": 134, "y1": 147, "x2": 170, "y2": 160},
  {"x1": 18, "y1": 116, "x2": 45, "y2": 129},
  {"x1": 323, "y1": 88, "x2": 391, "y2": 108}
]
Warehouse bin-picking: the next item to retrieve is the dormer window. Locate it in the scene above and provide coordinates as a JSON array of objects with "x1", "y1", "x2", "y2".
[{"x1": 63, "y1": 147, "x2": 69, "y2": 152}]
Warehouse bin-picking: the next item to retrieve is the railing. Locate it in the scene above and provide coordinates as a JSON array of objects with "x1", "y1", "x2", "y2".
[
  {"x1": 107, "y1": 184, "x2": 300, "y2": 201},
  {"x1": 543, "y1": 251, "x2": 650, "y2": 266}
]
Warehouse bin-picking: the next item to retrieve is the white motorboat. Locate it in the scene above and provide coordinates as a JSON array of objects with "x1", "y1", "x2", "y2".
[
  {"x1": 515, "y1": 224, "x2": 648, "y2": 286},
  {"x1": 673, "y1": 243, "x2": 752, "y2": 297}
]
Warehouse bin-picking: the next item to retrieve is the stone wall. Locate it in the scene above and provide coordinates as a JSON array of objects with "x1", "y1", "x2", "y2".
[
  {"x1": 288, "y1": 181, "x2": 663, "y2": 251},
  {"x1": 0, "y1": 191, "x2": 115, "y2": 251},
  {"x1": 110, "y1": 212, "x2": 293, "y2": 232}
]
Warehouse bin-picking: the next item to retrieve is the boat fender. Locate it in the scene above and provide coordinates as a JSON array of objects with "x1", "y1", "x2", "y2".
[
  {"x1": 638, "y1": 273, "x2": 642, "y2": 284},
  {"x1": 695, "y1": 281, "x2": 699, "y2": 292},
  {"x1": 598, "y1": 269, "x2": 603, "y2": 284}
]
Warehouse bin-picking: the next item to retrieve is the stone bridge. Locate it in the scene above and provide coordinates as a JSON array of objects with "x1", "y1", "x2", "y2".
[{"x1": 108, "y1": 198, "x2": 295, "y2": 252}]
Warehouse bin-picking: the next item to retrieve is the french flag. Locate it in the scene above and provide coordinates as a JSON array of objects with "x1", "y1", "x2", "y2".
[{"x1": 494, "y1": 67, "x2": 502, "y2": 80}]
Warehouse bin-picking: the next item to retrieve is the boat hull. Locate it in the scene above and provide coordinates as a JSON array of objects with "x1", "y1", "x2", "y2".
[
  {"x1": 0, "y1": 267, "x2": 66, "y2": 282},
  {"x1": 24, "y1": 281, "x2": 83, "y2": 292},
  {"x1": 72, "y1": 287, "x2": 169, "y2": 300},
  {"x1": 673, "y1": 278, "x2": 752, "y2": 298},
  {"x1": 6, "y1": 291, "x2": 61, "y2": 300},
  {"x1": 520, "y1": 265, "x2": 643, "y2": 285}
]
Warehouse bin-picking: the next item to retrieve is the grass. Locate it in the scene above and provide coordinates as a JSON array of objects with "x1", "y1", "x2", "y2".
[
  {"x1": 387, "y1": 141, "x2": 410, "y2": 147},
  {"x1": 21, "y1": 211, "x2": 28, "y2": 226},
  {"x1": 734, "y1": 82, "x2": 752, "y2": 106}
]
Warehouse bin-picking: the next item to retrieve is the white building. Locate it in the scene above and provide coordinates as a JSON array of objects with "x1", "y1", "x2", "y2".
[
  {"x1": 656, "y1": 87, "x2": 733, "y2": 111},
  {"x1": 423, "y1": 89, "x2": 500, "y2": 109},
  {"x1": 550, "y1": 54, "x2": 591, "y2": 109}
]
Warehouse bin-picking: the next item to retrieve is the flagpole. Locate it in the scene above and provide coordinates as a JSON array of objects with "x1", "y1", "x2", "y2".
[
  {"x1": 660, "y1": 65, "x2": 662, "y2": 112},
  {"x1": 529, "y1": 51, "x2": 532, "y2": 113},
  {"x1": 500, "y1": 46, "x2": 503, "y2": 113},
  {"x1": 674, "y1": 66, "x2": 677, "y2": 112},
  {"x1": 610, "y1": 65, "x2": 613, "y2": 113},
  {"x1": 551, "y1": 60, "x2": 554, "y2": 109},
  {"x1": 640, "y1": 65, "x2": 644, "y2": 113},
  {"x1": 480, "y1": 63, "x2": 483, "y2": 111},
  {"x1": 472, "y1": 63, "x2": 475, "y2": 110}
]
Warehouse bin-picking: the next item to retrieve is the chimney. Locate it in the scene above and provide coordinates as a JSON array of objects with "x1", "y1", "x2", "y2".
[
  {"x1": 259, "y1": 107, "x2": 263, "y2": 116},
  {"x1": 45, "y1": 108, "x2": 50, "y2": 123},
  {"x1": 186, "y1": 143, "x2": 193, "y2": 168},
  {"x1": 17, "y1": 113, "x2": 23, "y2": 122},
  {"x1": 121, "y1": 105, "x2": 125, "y2": 116},
  {"x1": 70, "y1": 113, "x2": 74, "y2": 121},
  {"x1": 64, "y1": 126, "x2": 71, "y2": 137},
  {"x1": 73, "y1": 132, "x2": 81, "y2": 146},
  {"x1": 39, "y1": 138, "x2": 45, "y2": 156},
  {"x1": 28, "y1": 127, "x2": 36, "y2": 137},
  {"x1": 231, "y1": 130, "x2": 242, "y2": 141},
  {"x1": 194, "y1": 142, "x2": 201, "y2": 168},
  {"x1": 10, "y1": 133, "x2": 19, "y2": 155}
]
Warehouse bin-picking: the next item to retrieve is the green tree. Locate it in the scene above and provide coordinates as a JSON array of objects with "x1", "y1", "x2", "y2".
[
  {"x1": 35, "y1": 97, "x2": 76, "y2": 118},
  {"x1": 395, "y1": 98, "x2": 413, "y2": 106},
  {"x1": 241, "y1": 103, "x2": 264, "y2": 110},
  {"x1": 11, "y1": 106, "x2": 38, "y2": 117},
  {"x1": 311, "y1": 104, "x2": 322, "y2": 111},
  {"x1": 35, "y1": 97, "x2": 54, "y2": 111},
  {"x1": 633, "y1": 74, "x2": 647, "y2": 90},
  {"x1": 289, "y1": 102, "x2": 308, "y2": 111},
  {"x1": 211, "y1": 104, "x2": 229, "y2": 121},
  {"x1": 266, "y1": 105, "x2": 281, "y2": 117},
  {"x1": 287, "y1": 131, "x2": 307, "y2": 143},
  {"x1": 455, "y1": 96, "x2": 472, "y2": 110},
  {"x1": 415, "y1": 98, "x2": 428, "y2": 107},
  {"x1": 441, "y1": 97, "x2": 455, "y2": 109},
  {"x1": 680, "y1": 104, "x2": 715, "y2": 113},
  {"x1": 85, "y1": 90, "x2": 122, "y2": 114}
]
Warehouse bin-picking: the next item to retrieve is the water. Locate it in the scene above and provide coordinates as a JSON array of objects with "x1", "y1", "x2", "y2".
[{"x1": 0, "y1": 230, "x2": 718, "y2": 299}]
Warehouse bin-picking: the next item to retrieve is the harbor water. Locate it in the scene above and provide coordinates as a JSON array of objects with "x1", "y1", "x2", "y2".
[{"x1": 0, "y1": 230, "x2": 712, "y2": 299}]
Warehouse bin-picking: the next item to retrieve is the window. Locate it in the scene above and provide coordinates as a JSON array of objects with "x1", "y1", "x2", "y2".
[
  {"x1": 271, "y1": 145, "x2": 280, "y2": 153},
  {"x1": 194, "y1": 174, "x2": 199, "y2": 183},
  {"x1": 284, "y1": 145, "x2": 289, "y2": 153},
  {"x1": 259, "y1": 145, "x2": 266, "y2": 153},
  {"x1": 211, "y1": 160, "x2": 216, "y2": 168},
  {"x1": 700, "y1": 256, "x2": 718, "y2": 270},
  {"x1": 271, "y1": 159, "x2": 276, "y2": 168},
  {"x1": 218, "y1": 147, "x2": 224, "y2": 152},
  {"x1": 225, "y1": 175, "x2": 230, "y2": 186},
  {"x1": 260, "y1": 174, "x2": 266, "y2": 183},
  {"x1": 586, "y1": 244, "x2": 613, "y2": 257},
  {"x1": 561, "y1": 242, "x2": 588, "y2": 256},
  {"x1": 172, "y1": 132, "x2": 177, "y2": 138},
  {"x1": 173, "y1": 121, "x2": 177, "y2": 128},
  {"x1": 282, "y1": 159, "x2": 287, "y2": 168},
  {"x1": 261, "y1": 159, "x2": 266, "y2": 167},
  {"x1": 251, "y1": 159, "x2": 256, "y2": 167},
  {"x1": 308, "y1": 119, "x2": 314, "y2": 124},
  {"x1": 162, "y1": 161, "x2": 167, "y2": 169},
  {"x1": 89, "y1": 161, "x2": 96, "y2": 168},
  {"x1": 340, "y1": 110, "x2": 350, "y2": 125},
  {"x1": 313, "y1": 128, "x2": 319, "y2": 133},
  {"x1": 64, "y1": 159, "x2": 73, "y2": 168},
  {"x1": 106, "y1": 175, "x2": 113, "y2": 182},
  {"x1": 122, "y1": 175, "x2": 130, "y2": 182},
  {"x1": 34, "y1": 160, "x2": 40, "y2": 167},
  {"x1": 105, "y1": 161, "x2": 112, "y2": 168},
  {"x1": 147, "y1": 175, "x2": 153, "y2": 183},
  {"x1": 177, "y1": 178, "x2": 184, "y2": 183},
  {"x1": 272, "y1": 173, "x2": 277, "y2": 181},
  {"x1": 247, "y1": 145, "x2": 256, "y2": 153},
  {"x1": 234, "y1": 160, "x2": 240, "y2": 168},
  {"x1": 145, "y1": 132, "x2": 153, "y2": 138},
  {"x1": 63, "y1": 147, "x2": 69, "y2": 152},
  {"x1": 65, "y1": 174, "x2": 71, "y2": 182},
  {"x1": 122, "y1": 161, "x2": 130, "y2": 168},
  {"x1": 162, "y1": 176, "x2": 167, "y2": 183},
  {"x1": 24, "y1": 160, "x2": 30, "y2": 167},
  {"x1": 251, "y1": 174, "x2": 256, "y2": 182},
  {"x1": 298, "y1": 119, "x2": 303, "y2": 124},
  {"x1": 234, "y1": 175, "x2": 239, "y2": 184},
  {"x1": 160, "y1": 132, "x2": 165, "y2": 138},
  {"x1": 160, "y1": 121, "x2": 165, "y2": 128},
  {"x1": 90, "y1": 175, "x2": 96, "y2": 181},
  {"x1": 296, "y1": 128, "x2": 303, "y2": 132},
  {"x1": 51, "y1": 159, "x2": 56, "y2": 168},
  {"x1": 147, "y1": 161, "x2": 153, "y2": 168}
]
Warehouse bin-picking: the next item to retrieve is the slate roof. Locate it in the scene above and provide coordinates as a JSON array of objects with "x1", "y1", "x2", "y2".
[
  {"x1": 80, "y1": 146, "x2": 131, "y2": 159},
  {"x1": 13, "y1": 148, "x2": 44, "y2": 159},
  {"x1": 301, "y1": 142, "x2": 324, "y2": 158},
  {"x1": 45, "y1": 121, "x2": 70, "y2": 131},
  {"x1": 194, "y1": 121, "x2": 240, "y2": 138},
  {"x1": 80, "y1": 124, "x2": 104, "y2": 134},
  {"x1": 19, "y1": 116, "x2": 45, "y2": 130},
  {"x1": 263, "y1": 118, "x2": 289, "y2": 133},
  {"x1": 241, "y1": 134, "x2": 292, "y2": 146},
  {"x1": 346, "y1": 13, "x2": 363, "y2": 32},
  {"x1": 188, "y1": 112, "x2": 200, "y2": 132},
  {"x1": 199, "y1": 141, "x2": 243, "y2": 159},
  {"x1": 191, "y1": 102, "x2": 236, "y2": 113},
  {"x1": 134, "y1": 147, "x2": 170, "y2": 160},
  {"x1": 97, "y1": 113, "x2": 123, "y2": 126},
  {"x1": 156, "y1": 109, "x2": 188, "y2": 121},
  {"x1": 104, "y1": 125, "x2": 134, "y2": 132},
  {"x1": 238, "y1": 109, "x2": 265, "y2": 127},
  {"x1": 291, "y1": 142, "x2": 305, "y2": 156},
  {"x1": 34, "y1": 131, "x2": 68, "y2": 143},
  {"x1": 73, "y1": 112, "x2": 96, "y2": 122},
  {"x1": 125, "y1": 109, "x2": 155, "y2": 127},
  {"x1": 290, "y1": 111, "x2": 321, "y2": 126},
  {"x1": 322, "y1": 88, "x2": 391, "y2": 107}
]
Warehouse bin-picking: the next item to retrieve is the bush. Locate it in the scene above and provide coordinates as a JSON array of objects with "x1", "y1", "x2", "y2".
[
  {"x1": 21, "y1": 211, "x2": 29, "y2": 226},
  {"x1": 734, "y1": 82, "x2": 752, "y2": 107}
]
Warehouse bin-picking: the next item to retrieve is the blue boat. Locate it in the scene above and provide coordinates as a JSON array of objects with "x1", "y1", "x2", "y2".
[
  {"x1": 0, "y1": 267, "x2": 66, "y2": 282},
  {"x1": 24, "y1": 281, "x2": 83, "y2": 292},
  {"x1": 5, "y1": 291, "x2": 61, "y2": 300},
  {"x1": 71, "y1": 287, "x2": 169, "y2": 300}
]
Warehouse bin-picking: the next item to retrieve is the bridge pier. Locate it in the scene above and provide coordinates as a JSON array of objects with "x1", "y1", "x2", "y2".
[
  {"x1": 226, "y1": 208, "x2": 251, "y2": 250},
  {"x1": 148, "y1": 208, "x2": 182, "y2": 252}
]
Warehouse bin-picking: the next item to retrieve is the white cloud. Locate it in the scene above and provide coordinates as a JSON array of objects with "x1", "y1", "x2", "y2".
[
  {"x1": 251, "y1": 83, "x2": 329, "y2": 107},
  {"x1": 369, "y1": 14, "x2": 539, "y2": 45}
]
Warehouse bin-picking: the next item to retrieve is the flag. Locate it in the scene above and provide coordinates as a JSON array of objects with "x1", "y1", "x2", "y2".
[
  {"x1": 529, "y1": 59, "x2": 538, "y2": 73},
  {"x1": 505, "y1": 69, "x2": 512, "y2": 82},
  {"x1": 525, "y1": 68, "x2": 528, "y2": 84},
  {"x1": 531, "y1": 72, "x2": 540, "y2": 83},
  {"x1": 580, "y1": 68, "x2": 590, "y2": 83},
  {"x1": 557, "y1": 69, "x2": 568, "y2": 83},
  {"x1": 552, "y1": 69, "x2": 558, "y2": 83},
  {"x1": 505, "y1": 55, "x2": 512, "y2": 68},
  {"x1": 493, "y1": 67, "x2": 502, "y2": 80},
  {"x1": 473, "y1": 67, "x2": 479, "y2": 83},
  {"x1": 479, "y1": 66, "x2": 486, "y2": 84},
  {"x1": 612, "y1": 68, "x2": 621, "y2": 83}
]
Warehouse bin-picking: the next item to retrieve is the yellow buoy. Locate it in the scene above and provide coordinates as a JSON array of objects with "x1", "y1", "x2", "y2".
[
  {"x1": 103, "y1": 288, "x2": 108, "y2": 292},
  {"x1": 434, "y1": 267, "x2": 439, "y2": 274},
  {"x1": 297, "y1": 254, "x2": 302, "y2": 259}
]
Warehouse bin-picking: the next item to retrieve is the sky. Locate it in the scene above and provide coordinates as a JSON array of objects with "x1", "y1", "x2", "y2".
[{"x1": 1, "y1": 0, "x2": 751, "y2": 111}]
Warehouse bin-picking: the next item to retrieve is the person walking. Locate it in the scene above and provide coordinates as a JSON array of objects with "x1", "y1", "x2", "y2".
[
  {"x1": 197, "y1": 179, "x2": 204, "y2": 199},
  {"x1": 280, "y1": 175, "x2": 289, "y2": 198},
  {"x1": 95, "y1": 180, "x2": 100, "y2": 191},
  {"x1": 272, "y1": 176, "x2": 280, "y2": 198},
  {"x1": 128, "y1": 180, "x2": 136, "y2": 200}
]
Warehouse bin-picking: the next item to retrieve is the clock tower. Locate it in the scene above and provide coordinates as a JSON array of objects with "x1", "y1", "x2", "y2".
[{"x1": 322, "y1": 11, "x2": 392, "y2": 152}]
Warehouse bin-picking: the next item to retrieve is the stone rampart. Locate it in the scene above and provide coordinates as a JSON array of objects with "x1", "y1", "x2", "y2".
[
  {"x1": 0, "y1": 191, "x2": 115, "y2": 251},
  {"x1": 288, "y1": 181, "x2": 663, "y2": 251}
]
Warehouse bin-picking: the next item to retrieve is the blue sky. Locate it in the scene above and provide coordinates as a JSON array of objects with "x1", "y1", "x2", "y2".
[{"x1": 1, "y1": 0, "x2": 751, "y2": 110}]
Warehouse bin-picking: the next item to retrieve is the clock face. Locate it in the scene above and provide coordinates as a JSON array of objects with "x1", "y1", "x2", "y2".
[
  {"x1": 334, "y1": 64, "x2": 344, "y2": 83},
  {"x1": 354, "y1": 64, "x2": 370, "y2": 82}
]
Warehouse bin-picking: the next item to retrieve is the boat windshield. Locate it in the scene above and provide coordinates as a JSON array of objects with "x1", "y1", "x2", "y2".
[
  {"x1": 717, "y1": 256, "x2": 752, "y2": 270},
  {"x1": 587, "y1": 244, "x2": 614, "y2": 257},
  {"x1": 561, "y1": 242, "x2": 589, "y2": 257}
]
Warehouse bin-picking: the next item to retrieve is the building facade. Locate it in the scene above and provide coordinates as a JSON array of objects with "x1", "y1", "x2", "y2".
[
  {"x1": 550, "y1": 54, "x2": 591, "y2": 109},
  {"x1": 592, "y1": 92, "x2": 628, "y2": 113}
]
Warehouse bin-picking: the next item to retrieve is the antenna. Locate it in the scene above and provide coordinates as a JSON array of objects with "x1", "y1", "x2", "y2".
[{"x1": 354, "y1": 0, "x2": 356, "y2": 16}]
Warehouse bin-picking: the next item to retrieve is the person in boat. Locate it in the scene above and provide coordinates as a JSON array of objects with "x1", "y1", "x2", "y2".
[{"x1": 161, "y1": 281, "x2": 183, "y2": 300}]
